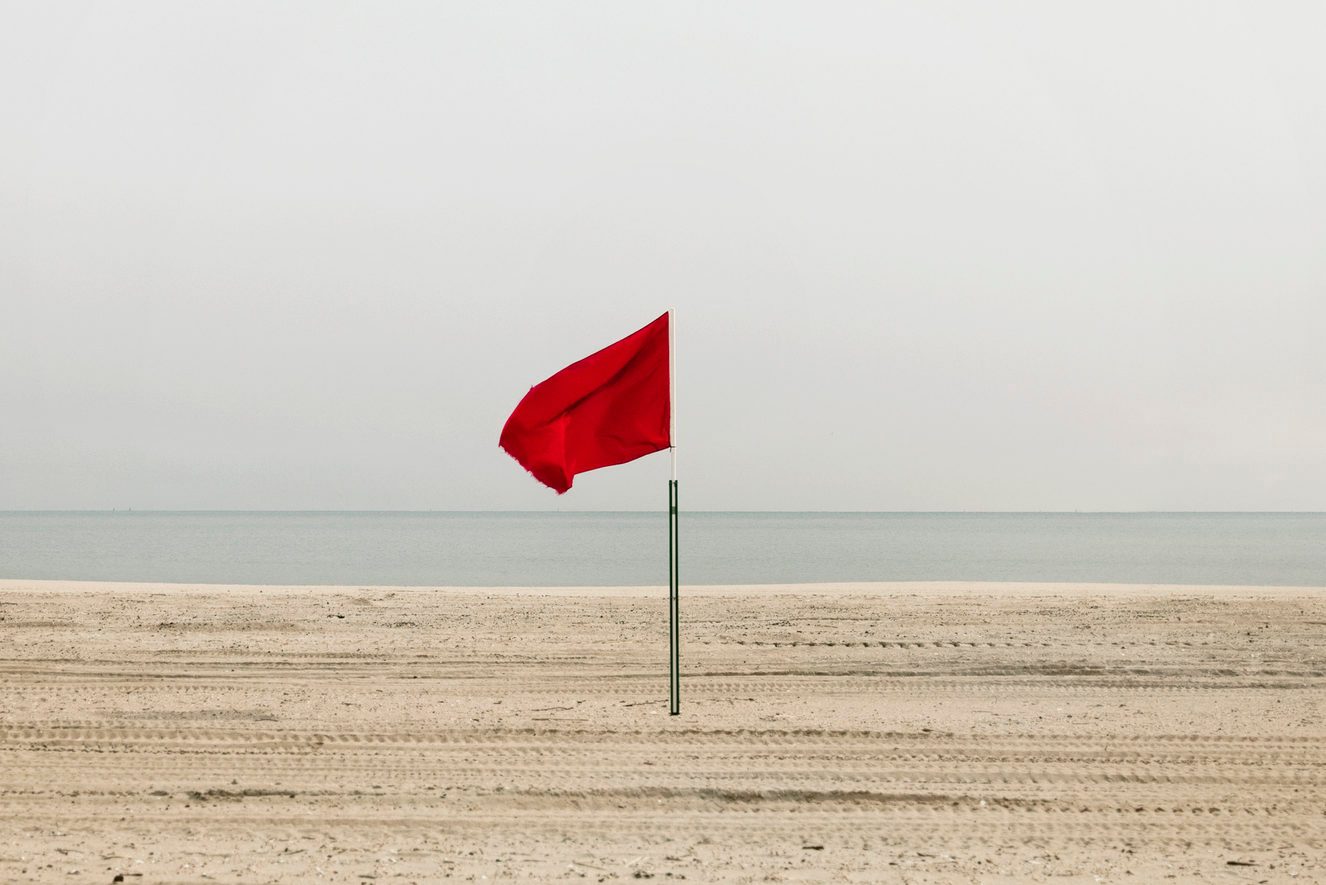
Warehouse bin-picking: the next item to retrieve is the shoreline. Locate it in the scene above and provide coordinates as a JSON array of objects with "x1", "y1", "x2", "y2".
[{"x1": 3, "y1": 577, "x2": 1326, "y2": 596}]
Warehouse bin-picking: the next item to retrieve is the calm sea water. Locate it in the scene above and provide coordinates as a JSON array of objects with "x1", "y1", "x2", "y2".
[{"x1": 1, "y1": 512, "x2": 1323, "y2": 587}]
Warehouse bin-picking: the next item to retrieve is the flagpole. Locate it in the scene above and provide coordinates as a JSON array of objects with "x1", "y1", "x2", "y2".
[{"x1": 668, "y1": 308, "x2": 680, "y2": 715}]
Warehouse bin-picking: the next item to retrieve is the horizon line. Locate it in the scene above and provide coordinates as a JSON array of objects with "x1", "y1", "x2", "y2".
[{"x1": 3, "y1": 509, "x2": 1324, "y2": 516}]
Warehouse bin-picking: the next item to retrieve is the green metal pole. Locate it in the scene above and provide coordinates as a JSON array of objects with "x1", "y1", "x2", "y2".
[{"x1": 669, "y1": 479, "x2": 679, "y2": 715}]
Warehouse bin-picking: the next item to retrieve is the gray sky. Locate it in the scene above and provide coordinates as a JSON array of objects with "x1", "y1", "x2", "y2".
[{"x1": 3, "y1": 2, "x2": 1324, "y2": 511}]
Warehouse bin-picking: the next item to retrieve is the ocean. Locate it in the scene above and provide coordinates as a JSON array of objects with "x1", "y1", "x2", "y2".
[{"x1": 1, "y1": 511, "x2": 1323, "y2": 587}]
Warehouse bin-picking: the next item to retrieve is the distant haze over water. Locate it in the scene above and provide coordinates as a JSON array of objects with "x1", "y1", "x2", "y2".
[{"x1": 1, "y1": 512, "x2": 1323, "y2": 587}]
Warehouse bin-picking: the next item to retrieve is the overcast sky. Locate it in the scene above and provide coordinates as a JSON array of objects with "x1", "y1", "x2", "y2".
[{"x1": 3, "y1": 2, "x2": 1324, "y2": 511}]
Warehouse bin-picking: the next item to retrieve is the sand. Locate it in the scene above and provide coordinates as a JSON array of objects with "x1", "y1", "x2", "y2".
[{"x1": 0, "y1": 579, "x2": 1323, "y2": 883}]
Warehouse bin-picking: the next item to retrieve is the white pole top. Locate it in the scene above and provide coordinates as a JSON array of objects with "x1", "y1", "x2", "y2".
[{"x1": 669, "y1": 307, "x2": 676, "y2": 482}]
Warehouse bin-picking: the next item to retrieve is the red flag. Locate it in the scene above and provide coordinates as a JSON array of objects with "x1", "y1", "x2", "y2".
[{"x1": 500, "y1": 312, "x2": 671, "y2": 494}]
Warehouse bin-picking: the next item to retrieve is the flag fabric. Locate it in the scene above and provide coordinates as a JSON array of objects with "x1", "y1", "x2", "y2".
[{"x1": 500, "y1": 312, "x2": 671, "y2": 494}]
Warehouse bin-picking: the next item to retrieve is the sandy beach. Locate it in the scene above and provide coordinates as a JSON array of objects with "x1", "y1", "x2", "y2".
[{"x1": 1, "y1": 580, "x2": 1323, "y2": 883}]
